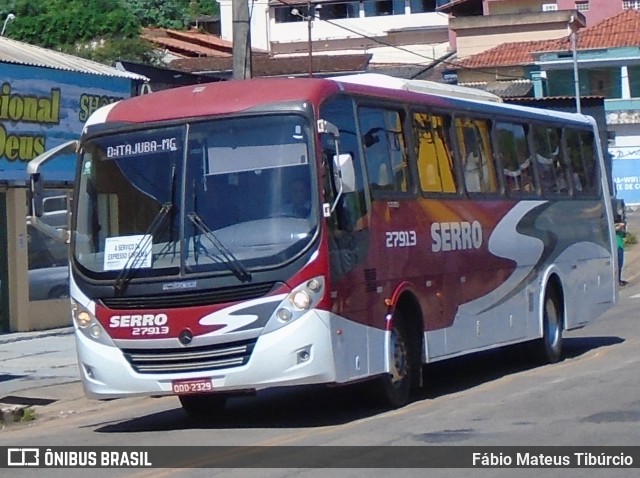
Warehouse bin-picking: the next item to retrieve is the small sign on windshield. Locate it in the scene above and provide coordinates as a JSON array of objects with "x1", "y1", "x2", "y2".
[{"x1": 104, "y1": 235, "x2": 152, "y2": 271}]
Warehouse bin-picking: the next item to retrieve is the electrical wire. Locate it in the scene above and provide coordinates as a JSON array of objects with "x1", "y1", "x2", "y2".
[
  {"x1": 272, "y1": 0, "x2": 534, "y2": 81},
  {"x1": 271, "y1": 1, "x2": 640, "y2": 94}
]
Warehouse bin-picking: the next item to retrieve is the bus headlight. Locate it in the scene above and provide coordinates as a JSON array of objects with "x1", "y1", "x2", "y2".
[
  {"x1": 90, "y1": 324, "x2": 102, "y2": 339},
  {"x1": 266, "y1": 275, "x2": 325, "y2": 334},
  {"x1": 291, "y1": 290, "x2": 311, "y2": 310},
  {"x1": 276, "y1": 308, "x2": 293, "y2": 322},
  {"x1": 72, "y1": 303, "x2": 115, "y2": 347},
  {"x1": 76, "y1": 311, "x2": 92, "y2": 328}
]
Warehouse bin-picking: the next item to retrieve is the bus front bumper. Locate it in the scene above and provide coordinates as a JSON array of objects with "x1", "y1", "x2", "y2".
[{"x1": 76, "y1": 310, "x2": 339, "y2": 400}]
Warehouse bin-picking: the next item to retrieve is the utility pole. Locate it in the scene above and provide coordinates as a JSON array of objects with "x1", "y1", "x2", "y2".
[
  {"x1": 292, "y1": 3, "x2": 316, "y2": 77},
  {"x1": 569, "y1": 16, "x2": 581, "y2": 114},
  {"x1": 306, "y1": 0, "x2": 313, "y2": 77},
  {"x1": 232, "y1": 0, "x2": 252, "y2": 79}
]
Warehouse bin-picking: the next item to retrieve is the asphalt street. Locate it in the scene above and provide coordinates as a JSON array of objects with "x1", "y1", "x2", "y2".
[{"x1": 1, "y1": 208, "x2": 640, "y2": 424}]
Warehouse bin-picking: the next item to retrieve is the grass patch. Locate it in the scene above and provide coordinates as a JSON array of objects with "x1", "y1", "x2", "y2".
[
  {"x1": 625, "y1": 230, "x2": 637, "y2": 247},
  {"x1": 0, "y1": 406, "x2": 36, "y2": 425},
  {"x1": 20, "y1": 407, "x2": 36, "y2": 422}
]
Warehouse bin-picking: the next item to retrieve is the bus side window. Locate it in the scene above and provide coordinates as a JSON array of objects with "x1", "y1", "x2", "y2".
[
  {"x1": 566, "y1": 129, "x2": 599, "y2": 196},
  {"x1": 319, "y1": 96, "x2": 368, "y2": 232},
  {"x1": 496, "y1": 121, "x2": 536, "y2": 195},
  {"x1": 319, "y1": 95, "x2": 370, "y2": 284},
  {"x1": 358, "y1": 107, "x2": 410, "y2": 194},
  {"x1": 413, "y1": 111, "x2": 457, "y2": 193},
  {"x1": 455, "y1": 118, "x2": 497, "y2": 194},
  {"x1": 533, "y1": 126, "x2": 569, "y2": 195}
]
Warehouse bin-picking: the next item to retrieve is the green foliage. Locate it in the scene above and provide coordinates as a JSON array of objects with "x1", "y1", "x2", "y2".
[
  {"x1": 66, "y1": 37, "x2": 162, "y2": 66},
  {"x1": 5, "y1": 0, "x2": 140, "y2": 48},
  {"x1": 126, "y1": 0, "x2": 190, "y2": 29},
  {"x1": 125, "y1": 0, "x2": 218, "y2": 29},
  {"x1": 625, "y1": 230, "x2": 637, "y2": 247},
  {"x1": 19, "y1": 407, "x2": 36, "y2": 423},
  {"x1": 0, "y1": 0, "x2": 219, "y2": 65}
]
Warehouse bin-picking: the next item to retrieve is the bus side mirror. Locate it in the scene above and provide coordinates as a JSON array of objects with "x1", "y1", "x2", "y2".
[
  {"x1": 329, "y1": 153, "x2": 355, "y2": 213},
  {"x1": 29, "y1": 172, "x2": 44, "y2": 217},
  {"x1": 333, "y1": 153, "x2": 356, "y2": 193}
]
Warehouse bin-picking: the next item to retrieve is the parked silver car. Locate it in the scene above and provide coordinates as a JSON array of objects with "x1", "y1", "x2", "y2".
[{"x1": 28, "y1": 265, "x2": 69, "y2": 301}]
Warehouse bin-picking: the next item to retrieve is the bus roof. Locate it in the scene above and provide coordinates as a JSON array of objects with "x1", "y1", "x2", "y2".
[
  {"x1": 330, "y1": 73, "x2": 503, "y2": 103},
  {"x1": 84, "y1": 74, "x2": 593, "y2": 131}
]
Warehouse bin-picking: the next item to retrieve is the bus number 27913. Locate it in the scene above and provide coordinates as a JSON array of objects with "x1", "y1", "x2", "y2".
[{"x1": 385, "y1": 230, "x2": 417, "y2": 248}]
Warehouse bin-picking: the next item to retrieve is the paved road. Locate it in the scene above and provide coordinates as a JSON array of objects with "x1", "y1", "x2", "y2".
[{"x1": 0, "y1": 209, "x2": 638, "y2": 478}]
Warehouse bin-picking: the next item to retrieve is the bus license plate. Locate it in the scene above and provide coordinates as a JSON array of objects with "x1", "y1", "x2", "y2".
[{"x1": 171, "y1": 378, "x2": 213, "y2": 395}]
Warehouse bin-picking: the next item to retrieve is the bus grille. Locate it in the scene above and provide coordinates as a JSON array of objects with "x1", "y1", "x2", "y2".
[
  {"x1": 100, "y1": 282, "x2": 276, "y2": 309},
  {"x1": 121, "y1": 339, "x2": 256, "y2": 374}
]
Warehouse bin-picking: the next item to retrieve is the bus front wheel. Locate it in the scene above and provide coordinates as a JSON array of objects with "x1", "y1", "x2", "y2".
[
  {"x1": 371, "y1": 315, "x2": 414, "y2": 408},
  {"x1": 179, "y1": 393, "x2": 227, "y2": 419}
]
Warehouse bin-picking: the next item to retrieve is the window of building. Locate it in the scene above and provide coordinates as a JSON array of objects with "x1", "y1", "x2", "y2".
[
  {"x1": 455, "y1": 117, "x2": 497, "y2": 194},
  {"x1": 496, "y1": 122, "x2": 536, "y2": 195},
  {"x1": 410, "y1": 0, "x2": 437, "y2": 13},
  {"x1": 413, "y1": 111, "x2": 458, "y2": 193},
  {"x1": 319, "y1": 2, "x2": 360, "y2": 20},
  {"x1": 622, "y1": 0, "x2": 640, "y2": 10},
  {"x1": 575, "y1": 1, "x2": 589, "y2": 11},
  {"x1": 274, "y1": 6, "x2": 308, "y2": 23},
  {"x1": 364, "y1": 0, "x2": 405, "y2": 17}
]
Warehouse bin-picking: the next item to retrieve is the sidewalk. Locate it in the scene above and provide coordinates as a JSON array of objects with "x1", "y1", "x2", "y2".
[
  {"x1": 2, "y1": 211, "x2": 640, "y2": 424},
  {"x1": 0, "y1": 326, "x2": 81, "y2": 423}
]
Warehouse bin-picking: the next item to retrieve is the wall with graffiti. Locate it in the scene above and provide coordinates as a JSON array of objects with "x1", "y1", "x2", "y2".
[{"x1": 0, "y1": 62, "x2": 135, "y2": 182}]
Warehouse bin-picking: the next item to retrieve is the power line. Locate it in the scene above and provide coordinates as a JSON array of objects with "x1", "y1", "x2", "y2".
[
  {"x1": 269, "y1": 1, "x2": 640, "y2": 90},
  {"x1": 271, "y1": 0, "x2": 532, "y2": 81}
]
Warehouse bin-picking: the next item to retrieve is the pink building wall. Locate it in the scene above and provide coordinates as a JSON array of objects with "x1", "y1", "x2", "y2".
[
  {"x1": 483, "y1": 0, "x2": 625, "y2": 26},
  {"x1": 556, "y1": 0, "x2": 623, "y2": 26}
]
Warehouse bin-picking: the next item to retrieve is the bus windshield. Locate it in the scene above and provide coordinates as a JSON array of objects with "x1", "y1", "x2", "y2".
[{"x1": 72, "y1": 114, "x2": 317, "y2": 279}]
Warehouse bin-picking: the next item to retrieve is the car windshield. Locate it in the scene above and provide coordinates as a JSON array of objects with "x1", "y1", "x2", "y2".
[{"x1": 73, "y1": 114, "x2": 317, "y2": 280}]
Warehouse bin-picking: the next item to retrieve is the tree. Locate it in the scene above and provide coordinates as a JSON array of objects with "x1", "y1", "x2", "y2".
[
  {"x1": 65, "y1": 38, "x2": 163, "y2": 66},
  {"x1": 6, "y1": 0, "x2": 140, "y2": 48},
  {"x1": 0, "y1": 0, "x2": 219, "y2": 66},
  {"x1": 126, "y1": 0, "x2": 190, "y2": 29},
  {"x1": 125, "y1": 0, "x2": 218, "y2": 30}
]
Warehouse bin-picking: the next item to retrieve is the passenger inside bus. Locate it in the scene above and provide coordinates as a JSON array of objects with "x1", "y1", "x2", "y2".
[
  {"x1": 462, "y1": 128, "x2": 484, "y2": 193},
  {"x1": 281, "y1": 178, "x2": 311, "y2": 218}
]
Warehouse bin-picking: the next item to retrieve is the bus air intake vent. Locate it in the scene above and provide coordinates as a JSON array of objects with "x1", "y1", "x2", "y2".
[
  {"x1": 100, "y1": 282, "x2": 276, "y2": 309},
  {"x1": 364, "y1": 268, "x2": 377, "y2": 292},
  {"x1": 121, "y1": 339, "x2": 257, "y2": 374}
]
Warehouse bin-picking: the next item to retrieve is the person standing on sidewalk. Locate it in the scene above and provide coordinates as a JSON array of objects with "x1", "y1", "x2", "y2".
[{"x1": 616, "y1": 218, "x2": 628, "y2": 287}]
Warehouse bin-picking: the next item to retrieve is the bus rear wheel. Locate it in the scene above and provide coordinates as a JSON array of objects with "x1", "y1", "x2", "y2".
[
  {"x1": 532, "y1": 288, "x2": 563, "y2": 364},
  {"x1": 179, "y1": 393, "x2": 227, "y2": 419},
  {"x1": 371, "y1": 315, "x2": 414, "y2": 409}
]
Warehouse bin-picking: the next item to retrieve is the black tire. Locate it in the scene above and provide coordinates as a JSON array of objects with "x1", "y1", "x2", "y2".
[
  {"x1": 179, "y1": 394, "x2": 227, "y2": 419},
  {"x1": 370, "y1": 314, "x2": 414, "y2": 408},
  {"x1": 532, "y1": 288, "x2": 563, "y2": 363}
]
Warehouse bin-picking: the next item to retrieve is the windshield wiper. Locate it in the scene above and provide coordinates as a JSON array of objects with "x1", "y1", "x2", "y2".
[
  {"x1": 114, "y1": 202, "x2": 173, "y2": 294},
  {"x1": 187, "y1": 212, "x2": 251, "y2": 282}
]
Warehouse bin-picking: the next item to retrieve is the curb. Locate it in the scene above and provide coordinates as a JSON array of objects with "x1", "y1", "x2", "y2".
[{"x1": 0, "y1": 326, "x2": 73, "y2": 345}]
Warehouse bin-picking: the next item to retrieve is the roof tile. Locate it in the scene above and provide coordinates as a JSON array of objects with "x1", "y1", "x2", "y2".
[{"x1": 456, "y1": 9, "x2": 640, "y2": 69}]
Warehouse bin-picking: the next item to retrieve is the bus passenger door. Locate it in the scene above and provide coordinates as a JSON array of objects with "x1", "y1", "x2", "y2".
[{"x1": 320, "y1": 96, "x2": 372, "y2": 382}]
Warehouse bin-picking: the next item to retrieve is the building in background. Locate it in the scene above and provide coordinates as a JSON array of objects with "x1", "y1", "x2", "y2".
[
  {"x1": 0, "y1": 36, "x2": 147, "y2": 333},
  {"x1": 217, "y1": 0, "x2": 451, "y2": 69},
  {"x1": 0, "y1": 36, "x2": 146, "y2": 183},
  {"x1": 451, "y1": 8, "x2": 640, "y2": 205}
]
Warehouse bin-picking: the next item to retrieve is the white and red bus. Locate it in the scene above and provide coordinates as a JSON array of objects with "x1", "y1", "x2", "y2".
[{"x1": 36, "y1": 74, "x2": 617, "y2": 413}]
